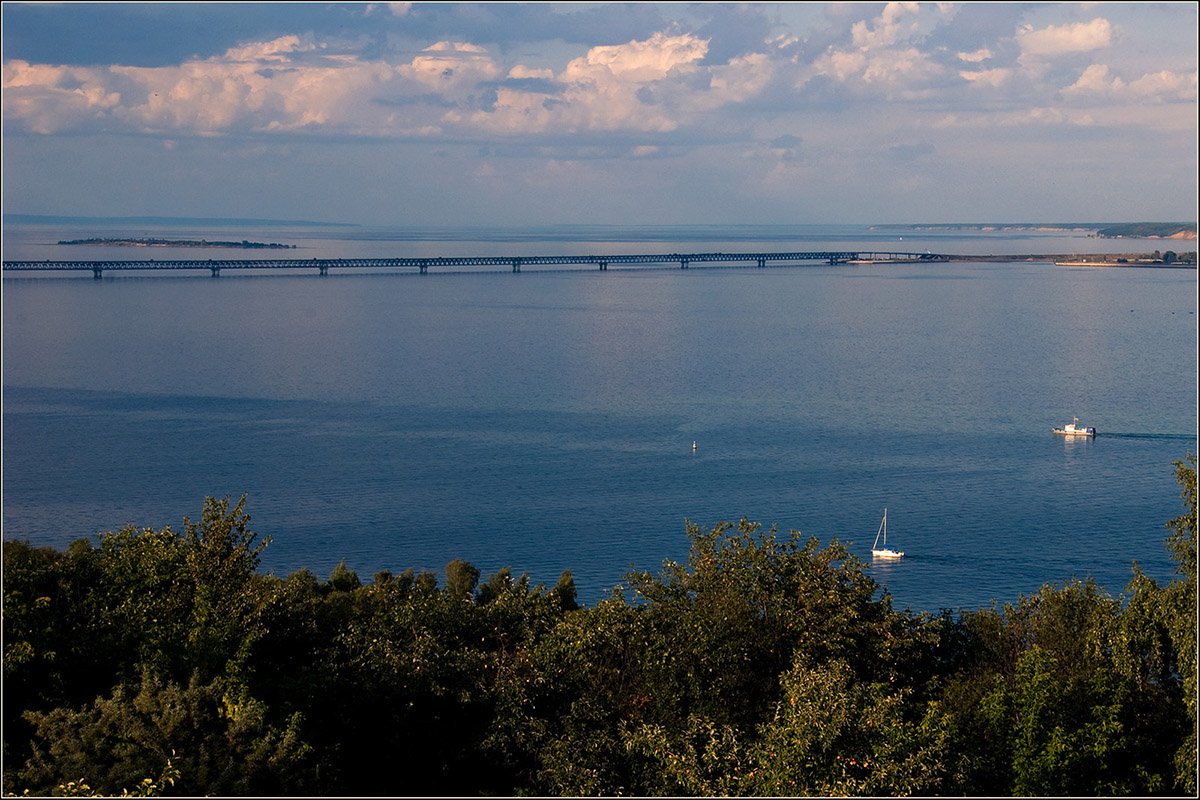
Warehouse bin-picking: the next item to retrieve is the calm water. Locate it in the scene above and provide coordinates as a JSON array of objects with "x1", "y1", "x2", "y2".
[{"x1": 3, "y1": 224, "x2": 1196, "y2": 612}]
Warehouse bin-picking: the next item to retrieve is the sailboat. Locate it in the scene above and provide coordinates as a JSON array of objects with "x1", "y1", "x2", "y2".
[{"x1": 871, "y1": 508, "x2": 904, "y2": 559}]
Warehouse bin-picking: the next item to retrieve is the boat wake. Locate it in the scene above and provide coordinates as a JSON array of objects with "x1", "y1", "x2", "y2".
[{"x1": 1096, "y1": 432, "x2": 1196, "y2": 441}]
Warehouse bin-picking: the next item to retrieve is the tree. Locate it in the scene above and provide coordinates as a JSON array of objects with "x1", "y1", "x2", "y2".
[
  {"x1": 17, "y1": 670, "x2": 314, "y2": 796},
  {"x1": 1162, "y1": 455, "x2": 1197, "y2": 793},
  {"x1": 746, "y1": 654, "x2": 950, "y2": 795},
  {"x1": 444, "y1": 559, "x2": 480, "y2": 600}
]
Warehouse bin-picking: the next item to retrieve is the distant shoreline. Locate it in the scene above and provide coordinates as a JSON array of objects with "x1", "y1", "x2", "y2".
[
  {"x1": 871, "y1": 222, "x2": 1197, "y2": 240},
  {"x1": 58, "y1": 237, "x2": 297, "y2": 249}
]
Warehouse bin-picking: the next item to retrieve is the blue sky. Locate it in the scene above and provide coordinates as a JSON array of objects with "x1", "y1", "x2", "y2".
[{"x1": 2, "y1": 2, "x2": 1196, "y2": 226}]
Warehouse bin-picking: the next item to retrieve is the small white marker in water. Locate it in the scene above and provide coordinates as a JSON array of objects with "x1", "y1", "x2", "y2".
[{"x1": 691, "y1": 440, "x2": 697, "y2": 453}]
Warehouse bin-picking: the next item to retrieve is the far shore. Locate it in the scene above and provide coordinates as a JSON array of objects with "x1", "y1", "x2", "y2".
[
  {"x1": 947, "y1": 253, "x2": 1196, "y2": 268},
  {"x1": 57, "y1": 237, "x2": 296, "y2": 249}
]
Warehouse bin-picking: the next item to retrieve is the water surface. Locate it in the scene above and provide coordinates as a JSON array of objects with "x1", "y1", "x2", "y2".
[{"x1": 3, "y1": 224, "x2": 1195, "y2": 611}]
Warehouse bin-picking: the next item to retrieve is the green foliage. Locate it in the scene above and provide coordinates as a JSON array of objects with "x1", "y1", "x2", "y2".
[
  {"x1": 17, "y1": 670, "x2": 312, "y2": 796},
  {"x1": 444, "y1": 558, "x2": 480, "y2": 600},
  {"x1": 3, "y1": 463, "x2": 1196, "y2": 796},
  {"x1": 326, "y1": 560, "x2": 361, "y2": 592},
  {"x1": 1163, "y1": 454, "x2": 1198, "y2": 793},
  {"x1": 747, "y1": 654, "x2": 950, "y2": 795},
  {"x1": 935, "y1": 457, "x2": 1198, "y2": 797},
  {"x1": 35, "y1": 757, "x2": 177, "y2": 798}
]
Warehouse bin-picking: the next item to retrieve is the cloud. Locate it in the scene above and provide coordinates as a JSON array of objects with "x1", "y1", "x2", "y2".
[
  {"x1": 4, "y1": 37, "x2": 411, "y2": 136},
  {"x1": 397, "y1": 41, "x2": 501, "y2": 95},
  {"x1": 460, "y1": 31, "x2": 774, "y2": 137},
  {"x1": 2, "y1": 6, "x2": 1192, "y2": 157},
  {"x1": 957, "y1": 48, "x2": 992, "y2": 63},
  {"x1": 1063, "y1": 63, "x2": 1124, "y2": 95},
  {"x1": 1128, "y1": 70, "x2": 1198, "y2": 102},
  {"x1": 958, "y1": 67, "x2": 1012, "y2": 88},
  {"x1": 452, "y1": 33, "x2": 708, "y2": 136},
  {"x1": 1, "y1": 60, "x2": 122, "y2": 134},
  {"x1": 2, "y1": 27, "x2": 778, "y2": 143},
  {"x1": 798, "y1": 3, "x2": 953, "y2": 102},
  {"x1": 223, "y1": 34, "x2": 316, "y2": 63},
  {"x1": 565, "y1": 32, "x2": 708, "y2": 83},
  {"x1": 705, "y1": 53, "x2": 773, "y2": 106},
  {"x1": 806, "y1": 44, "x2": 945, "y2": 99},
  {"x1": 851, "y1": 2, "x2": 923, "y2": 50},
  {"x1": 1063, "y1": 63, "x2": 1198, "y2": 103},
  {"x1": 1017, "y1": 18, "x2": 1113, "y2": 58}
]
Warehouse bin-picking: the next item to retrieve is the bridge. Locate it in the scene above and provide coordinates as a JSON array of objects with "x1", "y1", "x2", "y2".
[{"x1": 2, "y1": 250, "x2": 950, "y2": 278}]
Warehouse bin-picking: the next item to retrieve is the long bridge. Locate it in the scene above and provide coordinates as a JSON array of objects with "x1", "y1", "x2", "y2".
[{"x1": 2, "y1": 250, "x2": 950, "y2": 278}]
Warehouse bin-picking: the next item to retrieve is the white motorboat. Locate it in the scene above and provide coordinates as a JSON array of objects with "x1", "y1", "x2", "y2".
[
  {"x1": 871, "y1": 508, "x2": 904, "y2": 559},
  {"x1": 1053, "y1": 416, "x2": 1096, "y2": 437}
]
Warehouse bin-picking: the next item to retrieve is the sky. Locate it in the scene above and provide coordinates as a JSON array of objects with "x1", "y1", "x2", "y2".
[{"x1": 1, "y1": 2, "x2": 1196, "y2": 226}]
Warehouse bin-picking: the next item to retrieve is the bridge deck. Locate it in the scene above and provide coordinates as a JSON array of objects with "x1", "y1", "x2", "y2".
[{"x1": 3, "y1": 250, "x2": 949, "y2": 277}]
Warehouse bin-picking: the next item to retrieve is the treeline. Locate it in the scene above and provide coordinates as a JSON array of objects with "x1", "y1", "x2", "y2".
[
  {"x1": 1097, "y1": 223, "x2": 1197, "y2": 239},
  {"x1": 3, "y1": 458, "x2": 1195, "y2": 797}
]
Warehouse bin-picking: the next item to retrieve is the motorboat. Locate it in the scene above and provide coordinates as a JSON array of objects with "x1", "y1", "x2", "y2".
[
  {"x1": 1053, "y1": 417, "x2": 1096, "y2": 437},
  {"x1": 871, "y1": 508, "x2": 904, "y2": 559}
]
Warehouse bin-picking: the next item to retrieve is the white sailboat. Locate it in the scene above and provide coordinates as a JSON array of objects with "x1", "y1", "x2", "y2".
[{"x1": 871, "y1": 508, "x2": 904, "y2": 559}]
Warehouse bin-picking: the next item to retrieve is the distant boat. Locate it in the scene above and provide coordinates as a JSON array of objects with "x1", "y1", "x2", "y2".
[
  {"x1": 1053, "y1": 416, "x2": 1096, "y2": 437},
  {"x1": 871, "y1": 508, "x2": 904, "y2": 559}
]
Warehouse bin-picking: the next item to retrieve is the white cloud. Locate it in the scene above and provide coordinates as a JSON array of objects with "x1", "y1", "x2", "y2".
[
  {"x1": 807, "y1": 44, "x2": 944, "y2": 99},
  {"x1": 1127, "y1": 69, "x2": 1198, "y2": 102},
  {"x1": 1064, "y1": 63, "x2": 1198, "y2": 103},
  {"x1": 851, "y1": 2, "x2": 922, "y2": 50},
  {"x1": 1063, "y1": 63, "x2": 1124, "y2": 96},
  {"x1": 957, "y1": 48, "x2": 992, "y2": 64},
  {"x1": 398, "y1": 41, "x2": 501, "y2": 93},
  {"x1": 861, "y1": 47, "x2": 942, "y2": 88},
  {"x1": 4, "y1": 41, "x2": 405, "y2": 136},
  {"x1": 563, "y1": 32, "x2": 708, "y2": 83},
  {"x1": 462, "y1": 31, "x2": 769, "y2": 136},
  {"x1": 6, "y1": 28, "x2": 750, "y2": 141},
  {"x1": 1017, "y1": 18, "x2": 1113, "y2": 58},
  {"x1": 2, "y1": 8, "x2": 1189, "y2": 153},
  {"x1": 706, "y1": 53, "x2": 773, "y2": 105},
  {"x1": 223, "y1": 34, "x2": 316, "y2": 63},
  {"x1": 509, "y1": 65, "x2": 554, "y2": 80},
  {"x1": 1, "y1": 60, "x2": 121, "y2": 134},
  {"x1": 958, "y1": 67, "x2": 1011, "y2": 88},
  {"x1": 802, "y1": 2, "x2": 952, "y2": 100}
]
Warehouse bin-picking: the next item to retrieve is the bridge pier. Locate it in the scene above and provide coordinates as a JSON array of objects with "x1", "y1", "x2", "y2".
[
  {"x1": 210, "y1": 266, "x2": 221, "y2": 277},
  {"x1": 757, "y1": 258, "x2": 765, "y2": 268},
  {"x1": 511, "y1": 258, "x2": 522, "y2": 273},
  {"x1": 419, "y1": 263, "x2": 428, "y2": 275},
  {"x1": 92, "y1": 266, "x2": 103, "y2": 279},
  {"x1": 318, "y1": 265, "x2": 328, "y2": 276},
  {"x1": 598, "y1": 261, "x2": 607, "y2": 271},
  {"x1": 680, "y1": 259, "x2": 689, "y2": 269}
]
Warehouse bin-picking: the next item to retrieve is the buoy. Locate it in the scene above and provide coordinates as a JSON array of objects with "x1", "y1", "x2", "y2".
[{"x1": 691, "y1": 440, "x2": 697, "y2": 452}]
